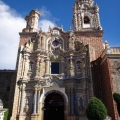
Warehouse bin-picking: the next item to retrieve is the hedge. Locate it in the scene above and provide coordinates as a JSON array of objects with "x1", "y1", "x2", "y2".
[
  {"x1": 86, "y1": 97, "x2": 107, "y2": 120},
  {"x1": 113, "y1": 92, "x2": 120, "y2": 116},
  {"x1": 4, "y1": 109, "x2": 8, "y2": 120}
]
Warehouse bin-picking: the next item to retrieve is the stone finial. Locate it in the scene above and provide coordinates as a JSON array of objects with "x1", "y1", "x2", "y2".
[
  {"x1": 61, "y1": 25, "x2": 63, "y2": 31},
  {"x1": 39, "y1": 27, "x2": 42, "y2": 33},
  {"x1": 105, "y1": 41, "x2": 110, "y2": 48},
  {"x1": 48, "y1": 26, "x2": 53, "y2": 32}
]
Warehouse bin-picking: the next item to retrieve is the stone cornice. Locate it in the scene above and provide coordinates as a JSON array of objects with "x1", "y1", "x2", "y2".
[
  {"x1": 19, "y1": 32, "x2": 38, "y2": 36},
  {"x1": 74, "y1": 30, "x2": 103, "y2": 37}
]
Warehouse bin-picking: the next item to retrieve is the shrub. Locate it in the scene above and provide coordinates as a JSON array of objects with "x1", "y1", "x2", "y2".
[
  {"x1": 113, "y1": 92, "x2": 120, "y2": 116},
  {"x1": 4, "y1": 109, "x2": 8, "y2": 120},
  {"x1": 86, "y1": 97, "x2": 107, "y2": 120}
]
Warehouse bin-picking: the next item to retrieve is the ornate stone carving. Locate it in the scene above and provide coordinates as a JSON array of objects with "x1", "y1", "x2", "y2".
[
  {"x1": 72, "y1": 0, "x2": 102, "y2": 31},
  {"x1": 92, "y1": 13, "x2": 101, "y2": 30}
]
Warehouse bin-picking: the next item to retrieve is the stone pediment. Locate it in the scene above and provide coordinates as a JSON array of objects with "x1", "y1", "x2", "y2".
[
  {"x1": 46, "y1": 77, "x2": 63, "y2": 87},
  {"x1": 50, "y1": 81, "x2": 59, "y2": 87}
]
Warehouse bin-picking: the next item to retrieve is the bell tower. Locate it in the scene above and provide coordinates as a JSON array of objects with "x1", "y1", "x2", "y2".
[
  {"x1": 72, "y1": 0, "x2": 102, "y2": 31},
  {"x1": 72, "y1": 0, "x2": 104, "y2": 60}
]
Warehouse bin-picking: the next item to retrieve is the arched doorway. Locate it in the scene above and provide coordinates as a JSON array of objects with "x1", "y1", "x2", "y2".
[{"x1": 44, "y1": 92, "x2": 64, "y2": 120}]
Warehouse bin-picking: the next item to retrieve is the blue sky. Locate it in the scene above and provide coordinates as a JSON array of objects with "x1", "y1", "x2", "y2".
[
  {"x1": 3, "y1": 0, "x2": 120, "y2": 45},
  {"x1": 0, "y1": 0, "x2": 120, "y2": 69}
]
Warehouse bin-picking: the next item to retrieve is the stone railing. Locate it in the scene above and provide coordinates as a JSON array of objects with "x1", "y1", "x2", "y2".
[
  {"x1": 101, "y1": 47, "x2": 120, "y2": 58},
  {"x1": 110, "y1": 47, "x2": 120, "y2": 54}
]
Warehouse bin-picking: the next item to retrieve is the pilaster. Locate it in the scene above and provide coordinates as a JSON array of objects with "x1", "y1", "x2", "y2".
[
  {"x1": 35, "y1": 54, "x2": 40, "y2": 80},
  {"x1": 45, "y1": 57, "x2": 50, "y2": 75},
  {"x1": 22, "y1": 53, "x2": 29, "y2": 80},
  {"x1": 33, "y1": 87, "x2": 38, "y2": 114}
]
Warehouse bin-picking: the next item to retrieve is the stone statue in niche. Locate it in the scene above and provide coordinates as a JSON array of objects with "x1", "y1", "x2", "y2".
[
  {"x1": 68, "y1": 36, "x2": 74, "y2": 50},
  {"x1": 75, "y1": 41, "x2": 84, "y2": 51},
  {"x1": 29, "y1": 61, "x2": 33, "y2": 71},
  {"x1": 78, "y1": 97, "x2": 84, "y2": 111},
  {"x1": 76, "y1": 61, "x2": 82, "y2": 72},
  {"x1": 68, "y1": 59, "x2": 74, "y2": 77}
]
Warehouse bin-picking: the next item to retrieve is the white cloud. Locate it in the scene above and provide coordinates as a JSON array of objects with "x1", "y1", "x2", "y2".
[
  {"x1": 39, "y1": 6, "x2": 52, "y2": 19},
  {"x1": 0, "y1": 1, "x2": 55, "y2": 69},
  {"x1": 39, "y1": 20, "x2": 55, "y2": 32},
  {"x1": 38, "y1": 6, "x2": 58, "y2": 31},
  {"x1": 0, "y1": 0, "x2": 25, "y2": 70}
]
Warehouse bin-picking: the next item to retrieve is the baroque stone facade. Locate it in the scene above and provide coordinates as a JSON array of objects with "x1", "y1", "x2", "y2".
[{"x1": 0, "y1": 0, "x2": 119, "y2": 120}]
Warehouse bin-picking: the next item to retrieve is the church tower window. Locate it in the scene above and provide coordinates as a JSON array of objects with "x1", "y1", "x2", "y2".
[
  {"x1": 51, "y1": 62, "x2": 59, "y2": 74},
  {"x1": 84, "y1": 16, "x2": 90, "y2": 24},
  {"x1": 83, "y1": 15, "x2": 91, "y2": 28}
]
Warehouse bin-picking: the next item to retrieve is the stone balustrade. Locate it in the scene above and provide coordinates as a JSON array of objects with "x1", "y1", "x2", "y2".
[
  {"x1": 110, "y1": 47, "x2": 120, "y2": 54},
  {"x1": 101, "y1": 47, "x2": 120, "y2": 58}
]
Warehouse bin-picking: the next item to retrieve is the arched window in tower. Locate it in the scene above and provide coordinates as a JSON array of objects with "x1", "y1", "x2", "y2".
[{"x1": 84, "y1": 16, "x2": 90, "y2": 24}]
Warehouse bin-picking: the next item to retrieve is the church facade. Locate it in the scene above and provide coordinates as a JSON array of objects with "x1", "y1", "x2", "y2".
[{"x1": 8, "y1": 0, "x2": 120, "y2": 120}]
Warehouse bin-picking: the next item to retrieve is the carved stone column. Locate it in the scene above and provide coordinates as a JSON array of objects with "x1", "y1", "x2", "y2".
[
  {"x1": 19, "y1": 84, "x2": 26, "y2": 114},
  {"x1": 78, "y1": 13, "x2": 81, "y2": 30},
  {"x1": 23, "y1": 53, "x2": 29, "y2": 80},
  {"x1": 38, "y1": 36, "x2": 41, "y2": 49},
  {"x1": 61, "y1": 58, "x2": 65, "y2": 77},
  {"x1": 71, "y1": 88, "x2": 75, "y2": 115},
  {"x1": 69, "y1": 54, "x2": 75, "y2": 78},
  {"x1": 33, "y1": 87, "x2": 37, "y2": 114},
  {"x1": 68, "y1": 88, "x2": 71, "y2": 114},
  {"x1": 41, "y1": 36, "x2": 44, "y2": 49},
  {"x1": 35, "y1": 54, "x2": 40, "y2": 80},
  {"x1": 45, "y1": 58, "x2": 49, "y2": 75},
  {"x1": 37, "y1": 88, "x2": 41, "y2": 114}
]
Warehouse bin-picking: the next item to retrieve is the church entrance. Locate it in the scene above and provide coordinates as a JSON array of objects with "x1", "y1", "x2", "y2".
[{"x1": 44, "y1": 92, "x2": 64, "y2": 120}]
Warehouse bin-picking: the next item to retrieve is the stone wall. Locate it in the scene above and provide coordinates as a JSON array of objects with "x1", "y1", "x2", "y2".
[
  {"x1": 100, "y1": 58, "x2": 118, "y2": 120},
  {"x1": 0, "y1": 70, "x2": 15, "y2": 108},
  {"x1": 109, "y1": 58, "x2": 120, "y2": 92}
]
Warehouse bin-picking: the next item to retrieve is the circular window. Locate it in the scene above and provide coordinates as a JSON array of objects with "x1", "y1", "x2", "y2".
[{"x1": 52, "y1": 38, "x2": 60, "y2": 47}]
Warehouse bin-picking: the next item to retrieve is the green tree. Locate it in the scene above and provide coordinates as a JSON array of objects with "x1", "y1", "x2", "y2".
[
  {"x1": 113, "y1": 92, "x2": 120, "y2": 116},
  {"x1": 86, "y1": 97, "x2": 107, "y2": 120}
]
